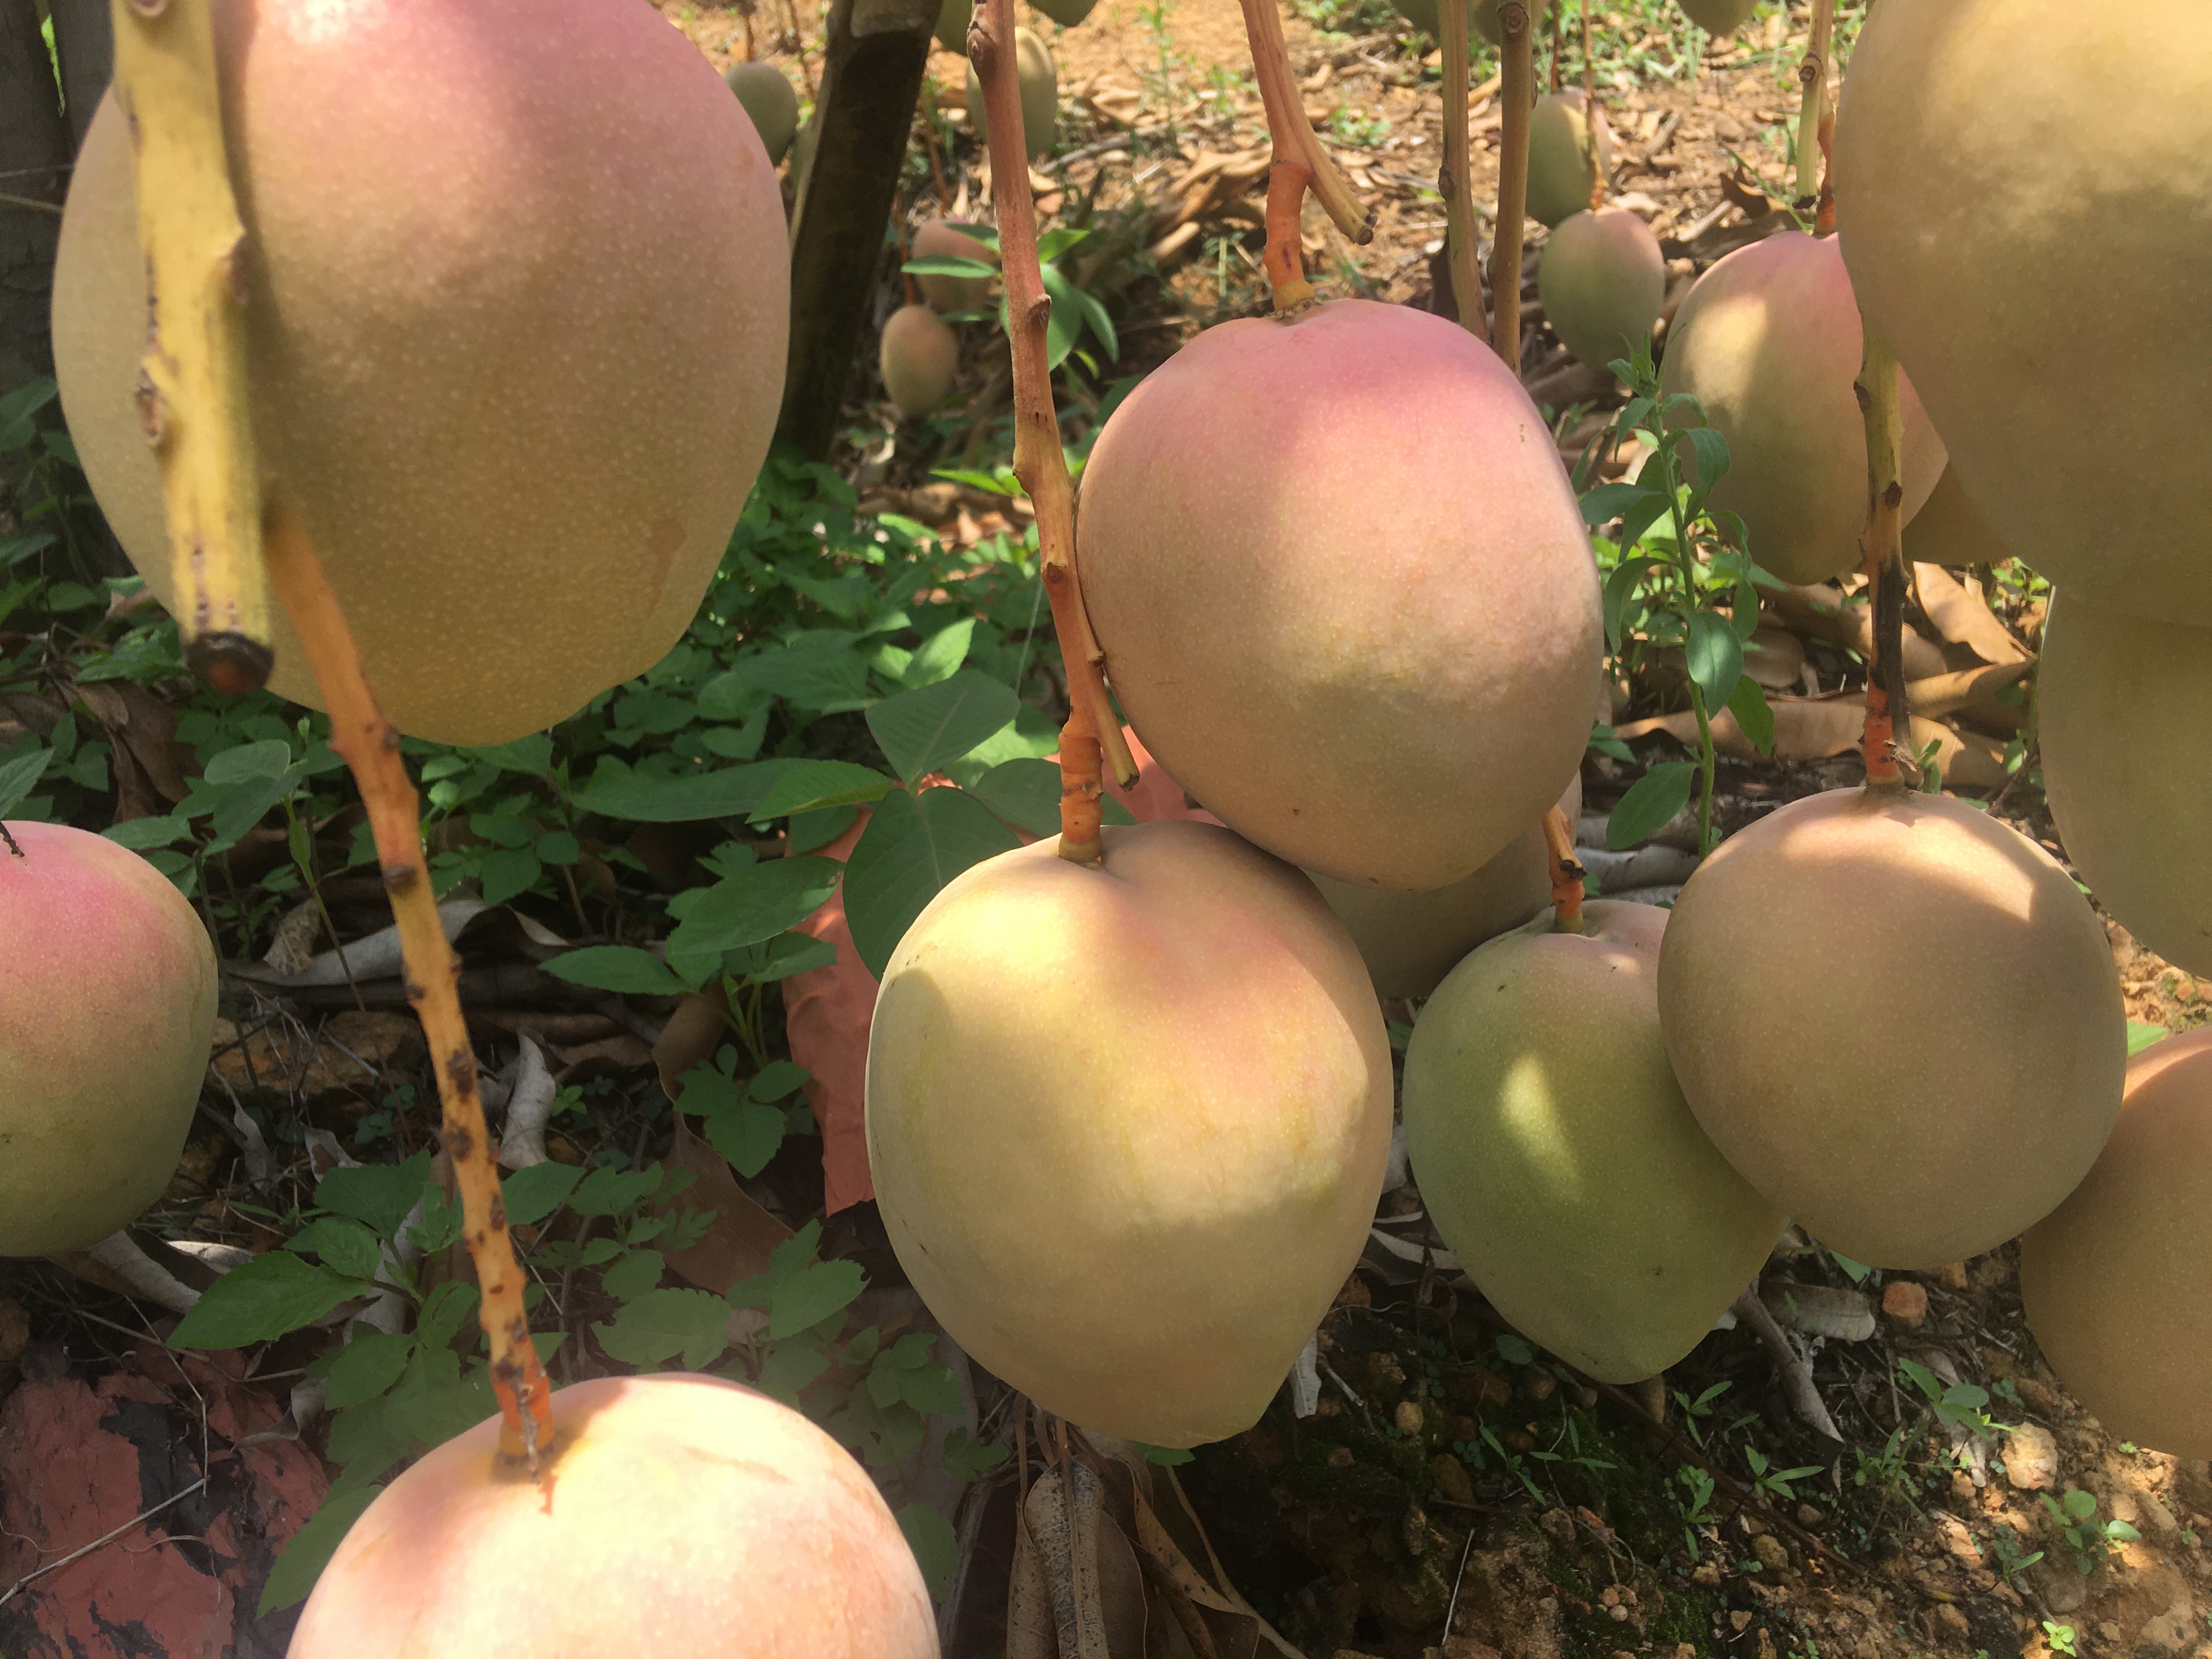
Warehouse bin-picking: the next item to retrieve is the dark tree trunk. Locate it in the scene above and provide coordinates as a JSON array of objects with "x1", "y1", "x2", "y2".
[
  {"x1": 776, "y1": 0, "x2": 939, "y2": 461},
  {"x1": 1, "y1": 0, "x2": 71, "y2": 393}
]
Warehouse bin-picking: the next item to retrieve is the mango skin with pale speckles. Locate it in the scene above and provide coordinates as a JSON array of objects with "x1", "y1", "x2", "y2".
[
  {"x1": 1403, "y1": 900, "x2": 1784, "y2": 1382},
  {"x1": 865, "y1": 820, "x2": 1392, "y2": 1447},
  {"x1": 1076, "y1": 300, "x2": 1602, "y2": 891},
  {"x1": 53, "y1": 0, "x2": 787, "y2": 746},
  {"x1": 290, "y1": 1374, "x2": 937, "y2": 1657}
]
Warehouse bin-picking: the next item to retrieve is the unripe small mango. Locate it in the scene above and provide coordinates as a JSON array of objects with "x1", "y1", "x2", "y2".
[
  {"x1": 725, "y1": 61, "x2": 799, "y2": 163},
  {"x1": 1031, "y1": 0, "x2": 1101, "y2": 25},
  {"x1": 938, "y1": 0, "x2": 973, "y2": 51},
  {"x1": 912, "y1": 219, "x2": 996, "y2": 314},
  {"x1": 291, "y1": 1374, "x2": 938, "y2": 1656},
  {"x1": 1539, "y1": 207, "x2": 1664, "y2": 371},
  {"x1": 1677, "y1": 0, "x2": 1756, "y2": 33},
  {"x1": 1389, "y1": 0, "x2": 1548, "y2": 43},
  {"x1": 881, "y1": 304, "x2": 961, "y2": 420},
  {"x1": 2, "y1": 823, "x2": 218, "y2": 1257},
  {"x1": 1406, "y1": 901, "x2": 1786, "y2": 1381},
  {"x1": 2022, "y1": 1031, "x2": 2212, "y2": 1459},
  {"x1": 1527, "y1": 91, "x2": 1613, "y2": 229},
  {"x1": 967, "y1": 29, "x2": 1057, "y2": 161}
]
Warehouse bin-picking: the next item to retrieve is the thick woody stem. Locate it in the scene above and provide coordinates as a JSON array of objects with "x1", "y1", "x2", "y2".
[
  {"x1": 970, "y1": 0, "x2": 1131, "y2": 839},
  {"x1": 1489, "y1": 1, "x2": 1536, "y2": 368},
  {"x1": 108, "y1": 0, "x2": 273, "y2": 695},
  {"x1": 1542, "y1": 805, "x2": 1585, "y2": 933},
  {"x1": 1435, "y1": 0, "x2": 1482, "y2": 335},
  {"x1": 1263, "y1": 160, "x2": 1316, "y2": 308},
  {"x1": 1235, "y1": 0, "x2": 1374, "y2": 306},
  {"x1": 262, "y1": 503, "x2": 557, "y2": 1470},
  {"x1": 1792, "y1": 0, "x2": 1837, "y2": 209},
  {"x1": 1853, "y1": 332, "x2": 1910, "y2": 791}
]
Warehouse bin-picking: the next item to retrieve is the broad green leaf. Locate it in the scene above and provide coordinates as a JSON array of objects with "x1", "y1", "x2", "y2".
[
  {"x1": 866, "y1": 670, "x2": 1020, "y2": 786},
  {"x1": 704, "y1": 1099, "x2": 787, "y2": 1178},
  {"x1": 1578, "y1": 481, "x2": 1646, "y2": 525},
  {"x1": 904, "y1": 618, "x2": 975, "y2": 688},
  {"x1": 943, "y1": 1427, "x2": 1010, "y2": 1481},
  {"x1": 257, "y1": 1486, "x2": 381, "y2": 1616},
  {"x1": 1684, "y1": 610, "x2": 1745, "y2": 710},
  {"x1": 770, "y1": 1257, "x2": 866, "y2": 1339},
  {"x1": 101, "y1": 812, "x2": 191, "y2": 851},
  {"x1": 1136, "y1": 1442, "x2": 1195, "y2": 1465},
  {"x1": 665, "y1": 857, "x2": 843, "y2": 983},
  {"x1": 383, "y1": 1371, "x2": 498, "y2": 1447},
  {"x1": 466, "y1": 734, "x2": 555, "y2": 774},
  {"x1": 901, "y1": 254, "x2": 997, "y2": 279},
  {"x1": 1606, "y1": 762, "x2": 1696, "y2": 851},
  {"x1": 315, "y1": 1153, "x2": 433, "y2": 1239},
  {"x1": 298, "y1": 1216, "x2": 383, "y2": 1282},
  {"x1": 477, "y1": 848, "x2": 540, "y2": 906},
  {"x1": 416, "y1": 1281, "x2": 479, "y2": 1353},
  {"x1": 202, "y1": 738, "x2": 294, "y2": 785},
  {"x1": 749, "y1": 1060, "x2": 812, "y2": 1101},
  {"x1": 540, "y1": 945, "x2": 689, "y2": 996},
  {"x1": 898, "y1": 1503, "x2": 958, "y2": 1595},
  {"x1": 730, "y1": 640, "x2": 873, "y2": 712},
  {"x1": 1037, "y1": 263, "x2": 1084, "y2": 370},
  {"x1": 568, "y1": 1165, "x2": 664, "y2": 1218},
  {"x1": 1618, "y1": 489, "x2": 1674, "y2": 554},
  {"x1": 1601, "y1": 555, "x2": 1657, "y2": 654},
  {"x1": 2127, "y1": 1022, "x2": 2169, "y2": 1054},
  {"x1": 755, "y1": 1339, "x2": 831, "y2": 1402},
  {"x1": 600, "y1": 1248, "x2": 668, "y2": 1302},
  {"x1": 323, "y1": 1331, "x2": 414, "y2": 1409},
  {"x1": 1675, "y1": 425, "x2": 1733, "y2": 497},
  {"x1": 0, "y1": 376, "x2": 59, "y2": 450},
  {"x1": 843, "y1": 786, "x2": 1022, "y2": 979},
  {"x1": 967, "y1": 758, "x2": 1137, "y2": 837},
  {"x1": 501, "y1": 1161, "x2": 584, "y2": 1227},
  {"x1": 1726, "y1": 674, "x2": 1775, "y2": 757},
  {"x1": 594, "y1": 1288, "x2": 732, "y2": 1371},
  {"x1": 0, "y1": 750, "x2": 50, "y2": 820},
  {"x1": 720, "y1": 929, "x2": 839, "y2": 983},
  {"x1": 567, "y1": 759, "x2": 787, "y2": 824},
  {"x1": 746, "y1": 758, "x2": 899, "y2": 820},
  {"x1": 170, "y1": 1253, "x2": 364, "y2": 1349}
]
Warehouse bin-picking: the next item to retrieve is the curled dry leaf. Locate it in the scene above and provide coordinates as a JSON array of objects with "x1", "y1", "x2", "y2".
[
  {"x1": 1758, "y1": 1280, "x2": 1877, "y2": 1342},
  {"x1": 47, "y1": 1231, "x2": 202, "y2": 1314},
  {"x1": 1610, "y1": 698, "x2": 2010, "y2": 787},
  {"x1": 227, "y1": 900, "x2": 489, "y2": 987},
  {"x1": 657, "y1": 1111, "x2": 793, "y2": 1296},
  {"x1": 1763, "y1": 583, "x2": 1948, "y2": 680},
  {"x1": 495, "y1": 1033, "x2": 555, "y2": 1169},
  {"x1": 1913, "y1": 563, "x2": 2029, "y2": 665}
]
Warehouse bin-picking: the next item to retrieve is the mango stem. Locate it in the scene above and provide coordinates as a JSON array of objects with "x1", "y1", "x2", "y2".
[
  {"x1": 969, "y1": 0, "x2": 1131, "y2": 840},
  {"x1": 1489, "y1": 1, "x2": 1536, "y2": 369},
  {"x1": 1234, "y1": 0, "x2": 1374, "y2": 309},
  {"x1": 1542, "y1": 805, "x2": 1586, "y2": 933},
  {"x1": 1435, "y1": 0, "x2": 1483, "y2": 335},
  {"x1": 1792, "y1": 0, "x2": 1837, "y2": 211},
  {"x1": 107, "y1": 0, "x2": 274, "y2": 694},
  {"x1": 1852, "y1": 332, "x2": 1911, "y2": 792},
  {"x1": 262, "y1": 501, "x2": 557, "y2": 1471}
]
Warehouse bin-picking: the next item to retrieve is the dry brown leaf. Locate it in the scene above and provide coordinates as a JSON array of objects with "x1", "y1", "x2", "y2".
[
  {"x1": 1611, "y1": 696, "x2": 2010, "y2": 787},
  {"x1": 1007, "y1": 1508, "x2": 1058, "y2": 1659},
  {"x1": 652, "y1": 990, "x2": 732, "y2": 1098},
  {"x1": 656, "y1": 1112, "x2": 792, "y2": 1295},
  {"x1": 1906, "y1": 659, "x2": 2032, "y2": 718},
  {"x1": 1760, "y1": 1281, "x2": 1876, "y2": 1342},
  {"x1": 1914, "y1": 563, "x2": 2029, "y2": 665},
  {"x1": 1763, "y1": 583, "x2": 1949, "y2": 680},
  {"x1": 1025, "y1": 1457, "x2": 1115, "y2": 1658},
  {"x1": 1743, "y1": 624, "x2": 1805, "y2": 690}
]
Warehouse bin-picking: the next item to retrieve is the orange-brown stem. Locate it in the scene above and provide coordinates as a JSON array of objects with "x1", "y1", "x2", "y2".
[
  {"x1": 970, "y1": 0, "x2": 1134, "y2": 831},
  {"x1": 1853, "y1": 335, "x2": 1909, "y2": 791},
  {"x1": 262, "y1": 502, "x2": 557, "y2": 1470},
  {"x1": 1542, "y1": 805, "x2": 1586, "y2": 932},
  {"x1": 1490, "y1": 1, "x2": 1536, "y2": 368},
  {"x1": 1235, "y1": 0, "x2": 1374, "y2": 294},
  {"x1": 1812, "y1": 108, "x2": 1836, "y2": 236},
  {"x1": 1792, "y1": 0, "x2": 1836, "y2": 209},
  {"x1": 1436, "y1": 0, "x2": 1482, "y2": 335},
  {"x1": 1262, "y1": 159, "x2": 1317, "y2": 307}
]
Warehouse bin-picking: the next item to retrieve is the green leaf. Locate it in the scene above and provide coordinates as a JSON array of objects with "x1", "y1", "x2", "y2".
[
  {"x1": 568, "y1": 1165, "x2": 664, "y2": 1218},
  {"x1": 749, "y1": 1060, "x2": 812, "y2": 1101},
  {"x1": 754, "y1": 1339, "x2": 830, "y2": 1401},
  {"x1": 1135, "y1": 1442, "x2": 1195, "y2": 1465},
  {"x1": 593, "y1": 1288, "x2": 732, "y2": 1372},
  {"x1": 746, "y1": 758, "x2": 900, "y2": 819},
  {"x1": 170, "y1": 1252, "x2": 364, "y2": 1349},
  {"x1": 703, "y1": 1099, "x2": 788, "y2": 1178},
  {"x1": 203, "y1": 738, "x2": 294, "y2": 785},
  {"x1": 2126, "y1": 1022, "x2": 2169, "y2": 1054},
  {"x1": 894, "y1": 1361, "x2": 966, "y2": 1415},
  {"x1": 866, "y1": 670, "x2": 1020, "y2": 786},
  {"x1": 256, "y1": 1486, "x2": 381, "y2": 1616},
  {"x1": 298, "y1": 1216, "x2": 383, "y2": 1282},
  {"x1": 0, "y1": 749, "x2": 50, "y2": 820},
  {"x1": 101, "y1": 812, "x2": 191, "y2": 851},
  {"x1": 967, "y1": 758, "x2": 1136, "y2": 837},
  {"x1": 1685, "y1": 611, "x2": 1744, "y2": 711},
  {"x1": 901, "y1": 254, "x2": 997, "y2": 279},
  {"x1": 943, "y1": 1426, "x2": 1011, "y2": 1481},
  {"x1": 0, "y1": 376, "x2": 59, "y2": 450},
  {"x1": 770, "y1": 1257, "x2": 866, "y2": 1339},
  {"x1": 1725, "y1": 673, "x2": 1775, "y2": 757},
  {"x1": 720, "y1": 929, "x2": 839, "y2": 983},
  {"x1": 1675, "y1": 424, "x2": 1732, "y2": 496},
  {"x1": 904, "y1": 617, "x2": 976, "y2": 689},
  {"x1": 466, "y1": 733, "x2": 555, "y2": 774},
  {"x1": 567, "y1": 759, "x2": 788, "y2": 823},
  {"x1": 1606, "y1": 762, "x2": 1696, "y2": 851},
  {"x1": 730, "y1": 640, "x2": 874, "y2": 713},
  {"x1": 1578, "y1": 481, "x2": 1646, "y2": 525},
  {"x1": 898, "y1": 1502, "x2": 958, "y2": 1595},
  {"x1": 314, "y1": 1154, "x2": 432, "y2": 1239},
  {"x1": 382, "y1": 1370, "x2": 498, "y2": 1447},
  {"x1": 501, "y1": 1161, "x2": 584, "y2": 1227},
  {"x1": 2062, "y1": 1489, "x2": 2098, "y2": 1521},
  {"x1": 415, "y1": 1281, "x2": 478, "y2": 1353},
  {"x1": 600, "y1": 1248, "x2": 668, "y2": 1302},
  {"x1": 1037, "y1": 263, "x2": 1085, "y2": 371},
  {"x1": 1600, "y1": 554, "x2": 1658, "y2": 654},
  {"x1": 323, "y1": 1331, "x2": 415, "y2": 1409},
  {"x1": 665, "y1": 857, "x2": 843, "y2": 983},
  {"x1": 477, "y1": 848, "x2": 541, "y2": 906},
  {"x1": 540, "y1": 945, "x2": 689, "y2": 996},
  {"x1": 843, "y1": 786, "x2": 1022, "y2": 979}
]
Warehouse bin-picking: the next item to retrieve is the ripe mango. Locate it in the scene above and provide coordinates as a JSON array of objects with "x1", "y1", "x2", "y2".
[
  {"x1": 1660, "y1": 232, "x2": 1946, "y2": 586},
  {"x1": 966, "y1": 28, "x2": 1058, "y2": 161},
  {"x1": 1657, "y1": 788, "x2": 2124, "y2": 1268},
  {"x1": 1833, "y1": 0, "x2": 2212, "y2": 622},
  {"x1": 1406, "y1": 901, "x2": 1785, "y2": 1380},
  {"x1": 51, "y1": 0, "x2": 788, "y2": 747},
  {"x1": 1528, "y1": 91, "x2": 1613, "y2": 229},
  {"x1": 2021, "y1": 1031, "x2": 2212, "y2": 1459},
  {"x1": 2038, "y1": 591, "x2": 2212, "y2": 977},
  {"x1": 880, "y1": 304, "x2": 961, "y2": 419},
  {"x1": 1077, "y1": 299, "x2": 1602, "y2": 891},
  {"x1": 866, "y1": 821, "x2": 1393, "y2": 1447},
  {"x1": 291, "y1": 1374, "x2": 938, "y2": 1656},
  {"x1": 725, "y1": 61, "x2": 800, "y2": 163},
  {"x1": 1538, "y1": 207, "x2": 1664, "y2": 371},
  {"x1": 912, "y1": 219, "x2": 996, "y2": 314},
  {"x1": 1, "y1": 823, "x2": 218, "y2": 1257},
  {"x1": 1307, "y1": 777, "x2": 1581, "y2": 1003}
]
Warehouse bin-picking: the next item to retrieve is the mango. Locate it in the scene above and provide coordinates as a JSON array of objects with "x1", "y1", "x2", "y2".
[
  {"x1": 291, "y1": 1374, "x2": 937, "y2": 1656},
  {"x1": 880, "y1": 304, "x2": 961, "y2": 419},
  {"x1": 1538, "y1": 206, "x2": 1664, "y2": 371},
  {"x1": 1677, "y1": 0, "x2": 1756, "y2": 32},
  {"x1": 1308, "y1": 777, "x2": 1581, "y2": 1003},
  {"x1": 1, "y1": 823, "x2": 218, "y2": 1257},
  {"x1": 725, "y1": 61, "x2": 800, "y2": 163},
  {"x1": 2038, "y1": 591, "x2": 2212, "y2": 977},
  {"x1": 866, "y1": 821, "x2": 1393, "y2": 1447},
  {"x1": 1406, "y1": 901, "x2": 1786, "y2": 1380},
  {"x1": 1657, "y1": 788, "x2": 2124, "y2": 1268},
  {"x1": 1031, "y1": 0, "x2": 1102, "y2": 25},
  {"x1": 966, "y1": 28, "x2": 1057, "y2": 161},
  {"x1": 912, "y1": 219, "x2": 996, "y2": 314},
  {"x1": 1077, "y1": 298, "x2": 1602, "y2": 890},
  {"x1": 1528, "y1": 91, "x2": 1613, "y2": 229},
  {"x1": 1389, "y1": 0, "x2": 1549, "y2": 44},
  {"x1": 1659, "y1": 232, "x2": 1946, "y2": 586},
  {"x1": 50, "y1": 0, "x2": 787, "y2": 747},
  {"x1": 1901, "y1": 465, "x2": 2010, "y2": 569},
  {"x1": 2021, "y1": 1031, "x2": 2212, "y2": 1459},
  {"x1": 1832, "y1": 0, "x2": 2212, "y2": 622},
  {"x1": 939, "y1": 0, "x2": 973, "y2": 52}
]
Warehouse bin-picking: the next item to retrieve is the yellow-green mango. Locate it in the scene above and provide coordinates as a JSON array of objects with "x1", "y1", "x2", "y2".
[
  {"x1": 1539, "y1": 206, "x2": 1665, "y2": 371},
  {"x1": 725, "y1": 61, "x2": 800, "y2": 164},
  {"x1": 1527, "y1": 91, "x2": 1613, "y2": 229},
  {"x1": 880, "y1": 304, "x2": 961, "y2": 419},
  {"x1": 966, "y1": 28, "x2": 1057, "y2": 161}
]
